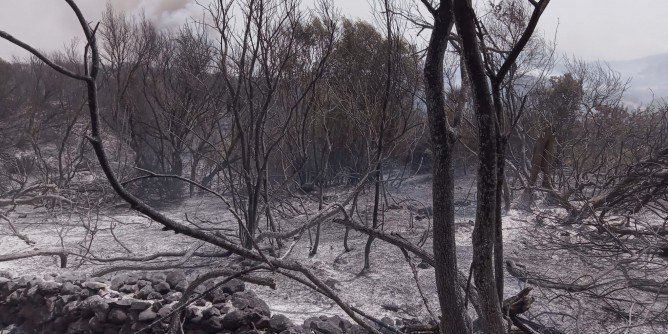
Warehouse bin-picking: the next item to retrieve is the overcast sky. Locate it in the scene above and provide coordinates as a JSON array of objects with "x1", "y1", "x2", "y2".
[{"x1": 1, "y1": 0, "x2": 667, "y2": 62}]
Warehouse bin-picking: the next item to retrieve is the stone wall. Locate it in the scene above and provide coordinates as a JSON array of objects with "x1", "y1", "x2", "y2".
[{"x1": 0, "y1": 271, "x2": 405, "y2": 334}]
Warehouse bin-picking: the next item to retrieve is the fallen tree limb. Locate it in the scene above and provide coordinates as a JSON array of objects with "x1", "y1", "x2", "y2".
[
  {"x1": 91, "y1": 241, "x2": 205, "y2": 277},
  {"x1": 0, "y1": 249, "x2": 69, "y2": 268},
  {"x1": 0, "y1": 194, "x2": 72, "y2": 207}
]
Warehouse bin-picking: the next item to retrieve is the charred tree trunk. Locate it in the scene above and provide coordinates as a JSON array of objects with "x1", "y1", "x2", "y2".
[
  {"x1": 423, "y1": 2, "x2": 472, "y2": 333},
  {"x1": 453, "y1": 0, "x2": 506, "y2": 332}
]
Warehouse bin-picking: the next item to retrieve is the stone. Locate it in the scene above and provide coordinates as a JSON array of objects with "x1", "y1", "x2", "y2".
[
  {"x1": 88, "y1": 315, "x2": 104, "y2": 333},
  {"x1": 187, "y1": 306, "x2": 204, "y2": 323},
  {"x1": 87, "y1": 296, "x2": 110, "y2": 321},
  {"x1": 222, "y1": 279, "x2": 245, "y2": 295},
  {"x1": 138, "y1": 308, "x2": 158, "y2": 322},
  {"x1": 221, "y1": 309, "x2": 246, "y2": 330},
  {"x1": 0, "y1": 270, "x2": 15, "y2": 279},
  {"x1": 269, "y1": 314, "x2": 293, "y2": 333},
  {"x1": 75, "y1": 288, "x2": 91, "y2": 300},
  {"x1": 135, "y1": 285, "x2": 154, "y2": 299},
  {"x1": 151, "y1": 300, "x2": 163, "y2": 312},
  {"x1": 208, "y1": 289, "x2": 227, "y2": 303},
  {"x1": 202, "y1": 306, "x2": 221, "y2": 319},
  {"x1": 166, "y1": 270, "x2": 187, "y2": 287},
  {"x1": 232, "y1": 292, "x2": 270, "y2": 317},
  {"x1": 119, "y1": 284, "x2": 136, "y2": 293},
  {"x1": 111, "y1": 275, "x2": 128, "y2": 291},
  {"x1": 130, "y1": 300, "x2": 152, "y2": 311},
  {"x1": 91, "y1": 277, "x2": 109, "y2": 284},
  {"x1": 0, "y1": 280, "x2": 17, "y2": 295},
  {"x1": 55, "y1": 272, "x2": 84, "y2": 284},
  {"x1": 174, "y1": 280, "x2": 188, "y2": 293},
  {"x1": 82, "y1": 281, "x2": 108, "y2": 290},
  {"x1": 67, "y1": 318, "x2": 91, "y2": 333},
  {"x1": 153, "y1": 281, "x2": 170, "y2": 294},
  {"x1": 149, "y1": 273, "x2": 166, "y2": 285},
  {"x1": 26, "y1": 276, "x2": 45, "y2": 288},
  {"x1": 279, "y1": 328, "x2": 305, "y2": 334},
  {"x1": 37, "y1": 281, "x2": 61, "y2": 295},
  {"x1": 256, "y1": 316, "x2": 271, "y2": 330},
  {"x1": 163, "y1": 291, "x2": 182, "y2": 303},
  {"x1": 136, "y1": 280, "x2": 151, "y2": 289},
  {"x1": 109, "y1": 299, "x2": 134, "y2": 309},
  {"x1": 310, "y1": 319, "x2": 343, "y2": 334},
  {"x1": 347, "y1": 325, "x2": 368, "y2": 334},
  {"x1": 157, "y1": 304, "x2": 173, "y2": 318},
  {"x1": 201, "y1": 316, "x2": 224, "y2": 331},
  {"x1": 107, "y1": 308, "x2": 128, "y2": 324},
  {"x1": 146, "y1": 291, "x2": 162, "y2": 300}
]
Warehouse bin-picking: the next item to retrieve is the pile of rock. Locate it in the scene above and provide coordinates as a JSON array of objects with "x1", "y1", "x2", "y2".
[
  {"x1": 0, "y1": 270, "x2": 407, "y2": 334},
  {"x1": 0, "y1": 271, "x2": 301, "y2": 334}
]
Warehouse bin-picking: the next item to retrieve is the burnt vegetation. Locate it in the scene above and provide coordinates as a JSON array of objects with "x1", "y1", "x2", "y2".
[{"x1": 2, "y1": 0, "x2": 668, "y2": 333}]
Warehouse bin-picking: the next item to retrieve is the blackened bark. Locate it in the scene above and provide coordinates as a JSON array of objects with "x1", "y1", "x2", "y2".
[
  {"x1": 423, "y1": 1, "x2": 472, "y2": 333},
  {"x1": 453, "y1": 0, "x2": 506, "y2": 333}
]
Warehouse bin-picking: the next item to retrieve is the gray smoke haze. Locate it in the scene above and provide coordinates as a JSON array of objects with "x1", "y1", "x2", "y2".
[{"x1": 112, "y1": 0, "x2": 198, "y2": 28}]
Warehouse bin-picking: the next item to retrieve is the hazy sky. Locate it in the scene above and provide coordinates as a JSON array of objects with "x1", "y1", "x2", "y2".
[{"x1": 1, "y1": 0, "x2": 667, "y2": 62}]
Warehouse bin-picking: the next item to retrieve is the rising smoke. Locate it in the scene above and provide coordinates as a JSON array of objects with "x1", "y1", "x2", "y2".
[{"x1": 112, "y1": 0, "x2": 198, "y2": 28}]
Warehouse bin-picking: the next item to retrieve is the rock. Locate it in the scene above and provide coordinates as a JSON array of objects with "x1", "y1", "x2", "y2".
[
  {"x1": 82, "y1": 281, "x2": 108, "y2": 290},
  {"x1": 166, "y1": 270, "x2": 187, "y2": 287},
  {"x1": 202, "y1": 315, "x2": 224, "y2": 331},
  {"x1": 279, "y1": 328, "x2": 305, "y2": 334},
  {"x1": 174, "y1": 280, "x2": 188, "y2": 293},
  {"x1": 269, "y1": 314, "x2": 294, "y2": 333},
  {"x1": 208, "y1": 289, "x2": 227, "y2": 303},
  {"x1": 157, "y1": 304, "x2": 173, "y2": 318},
  {"x1": 110, "y1": 275, "x2": 128, "y2": 291},
  {"x1": 107, "y1": 299, "x2": 133, "y2": 309},
  {"x1": 186, "y1": 306, "x2": 203, "y2": 322},
  {"x1": 256, "y1": 316, "x2": 271, "y2": 330},
  {"x1": 221, "y1": 310, "x2": 246, "y2": 330},
  {"x1": 0, "y1": 278, "x2": 15, "y2": 293},
  {"x1": 202, "y1": 307, "x2": 221, "y2": 319},
  {"x1": 310, "y1": 319, "x2": 343, "y2": 334},
  {"x1": 153, "y1": 281, "x2": 170, "y2": 294},
  {"x1": 151, "y1": 300, "x2": 163, "y2": 312},
  {"x1": 146, "y1": 291, "x2": 162, "y2": 300},
  {"x1": 75, "y1": 288, "x2": 91, "y2": 300},
  {"x1": 0, "y1": 270, "x2": 15, "y2": 279},
  {"x1": 91, "y1": 277, "x2": 109, "y2": 284},
  {"x1": 347, "y1": 324, "x2": 368, "y2": 334},
  {"x1": 88, "y1": 315, "x2": 104, "y2": 333},
  {"x1": 55, "y1": 272, "x2": 86, "y2": 284},
  {"x1": 107, "y1": 308, "x2": 128, "y2": 324},
  {"x1": 37, "y1": 281, "x2": 61, "y2": 295},
  {"x1": 232, "y1": 291, "x2": 270, "y2": 317},
  {"x1": 26, "y1": 276, "x2": 45, "y2": 288},
  {"x1": 222, "y1": 279, "x2": 245, "y2": 294},
  {"x1": 130, "y1": 300, "x2": 152, "y2": 311},
  {"x1": 136, "y1": 280, "x2": 151, "y2": 289},
  {"x1": 135, "y1": 285, "x2": 154, "y2": 299},
  {"x1": 138, "y1": 308, "x2": 158, "y2": 322},
  {"x1": 149, "y1": 273, "x2": 166, "y2": 285},
  {"x1": 87, "y1": 296, "x2": 110, "y2": 321},
  {"x1": 67, "y1": 318, "x2": 91, "y2": 333},
  {"x1": 163, "y1": 291, "x2": 182, "y2": 303},
  {"x1": 118, "y1": 284, "x2": 136, "y2": 293}
]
